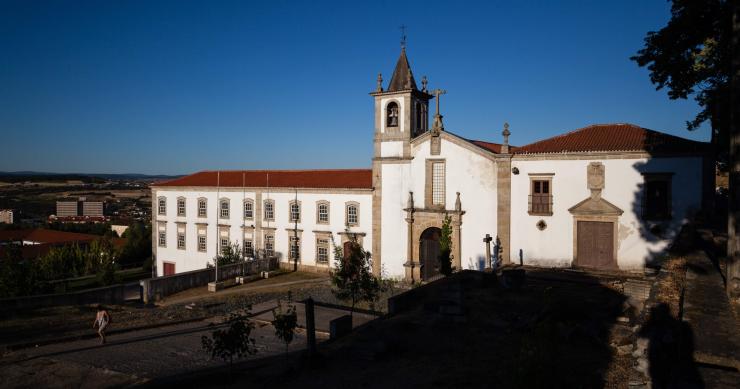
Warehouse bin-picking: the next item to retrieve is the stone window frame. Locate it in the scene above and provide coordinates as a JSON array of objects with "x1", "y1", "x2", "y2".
[
  {"x1": 528, "y1": 174, "x2": 554, "y2": 216},
  {"x1": 176, "y1": 197, "x2": 186, "y2": 217},
  {"x1": 243, "y1": 238, "x2": 254, "y2": 257},
  {"x1": 641, "y1": 173, "x2": 674, "y2": 221},
  {"x1": 289, "y1": 200, "x2": 301, "y2": 223},
  {"x1": 219, "y1": 237, "x2": 230, "y2": 255},
  {"x1": 263, "y1": 199, "x2": 275, "y2": 222},
  {"x1": 243, "y1": 199, "x2": 254, "y2": 220},
  {"x1": 425, "y1": 159, "x2": 446, "y2": 209},
  {"x1": 197, "y1": 234, "x2": 207, "y2": 252},
  {"x1": 315, "y1": 232, "x2": 331, "y2": 264},
  {"x1": 158, "y1": 230, "x2": 166, "y2": 247},
  {"x1": 219, "y1": 198, "x2": 230, "y2": 219},
  {"x1": 197, "y1": 197, "x2": 207, "y2": 218},
  {"x1": 157, "y1": 196, "x2": 167, "y2": 216},
  {"x1": 289, "y1": 235, "x2": 300, "y2": 260},
  {"x1": 316, "y1": 200, "x2": 330, "y2": 224},
  {"x1": 345, "y1": 201, "x2": 360, "y2": 226},
  {"x1": 386, "y1": 101, "x2": 400, "y2": 128},
  {"x1": 264, "y1": 232, "x2": 275, "y2": 257},
  {"x1": 177, "y1": 231, "x2": 186, "y2": 250}
]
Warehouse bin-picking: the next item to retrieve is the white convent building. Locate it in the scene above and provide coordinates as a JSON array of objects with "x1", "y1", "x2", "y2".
[{"x1": 152, "y1": 47, "x2": 710, "y2": 281}]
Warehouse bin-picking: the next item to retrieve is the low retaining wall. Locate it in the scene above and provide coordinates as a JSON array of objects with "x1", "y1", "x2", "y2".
[
  {"x1": 140, "y1": 257, "x2": 277, "y2": 303},
  {"x1": 0, "y1": 283, "x2": 127, "y2": 312},
  {"x1": 278, "y1": 261, "x2": 332, "y2": 274}
]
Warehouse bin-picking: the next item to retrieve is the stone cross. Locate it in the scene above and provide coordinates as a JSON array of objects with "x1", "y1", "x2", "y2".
[
  {"x1": 376, "y1": 73, "x2": 383, "y2": 92},
  {"x1": 483, "y1": 234, "x2": 493, "y2": 269},
  {"x1": 432, "y1": 88, "x2": 447, "y2": 117}
]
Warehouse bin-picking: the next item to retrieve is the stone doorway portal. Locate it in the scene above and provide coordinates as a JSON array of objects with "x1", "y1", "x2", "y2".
[{"x1": 420, "y1": 227, "x2": 441, "y2": 281}]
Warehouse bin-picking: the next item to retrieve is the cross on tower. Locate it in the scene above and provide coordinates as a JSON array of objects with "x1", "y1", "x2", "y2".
[
  {"x1": 400, "y1": 25, "x2": 407, "y2": 49},
  {"x1": 431, "y1": 88, "x2": 447, "y2": 117}
]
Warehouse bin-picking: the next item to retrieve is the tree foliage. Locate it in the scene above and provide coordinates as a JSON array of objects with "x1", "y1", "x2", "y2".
[
  {"x1": 213, "y1": 242, "x2": 244, "y2": 266},
  {"x1": 439, "y1": 215, "x2": 453, "y2": 276},
  {"x1": 271, "y1": 292, "x2": 298, "y2": 361},
  {"x1": 331, "y1": 237, "x2": 381, "y2": 317},
  {"x1": 632, "y1": 0, "x2": 732, "y2": 163},
  {"x1": 118, "y1": 222, "x2": 151, "y2": 266},
  {"x1": 201, "y1": 302, "x2": 257, "y2": 372}
]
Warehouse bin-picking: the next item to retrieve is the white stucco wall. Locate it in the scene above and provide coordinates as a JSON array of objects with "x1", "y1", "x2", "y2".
[
  {"x1": 380, "y1": 163, "x2": 412, "y2": 278},
  {"x1": 152, "y1": 188, "x2": 372, "y2": 275},
  {"x1": 380, "y1": 141, "x2": 404, "y2": 158},
  {"x1": 509, "y1": 156, "x2": 703, "y2": 270}
]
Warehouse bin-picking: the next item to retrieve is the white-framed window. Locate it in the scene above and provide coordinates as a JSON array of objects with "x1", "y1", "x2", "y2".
[
  {"x1": 316, "y1": 238, "x2": 329, "y2": 263},
  {"x1": 346, "y1": 202, "x2": 359, "y2": 226},
  {"x1": 244, "y1": 200, "x2": 254, "y2": 219},
  {"x1": 264, "y1": 200, "x2": 275, "y2": 221},
  {"x1": 197, "y1": 198, "x2": 207, "y2": 217},
  {"x1": 432, "y1": 162, "x2": 445, "y2": 206},
  {"x1": 244, "y1": 239, "x2": 254, "y2": 257},
  {"x1": 220, "y1": 237, "x2": 229, "y2": 254},
  {"x1": 289, "y1": 201, "x2": 300, "y2": 222},
  {"x1": 220, "y1": 199, "x2": 230, "y2": 218},
  {"x1": 289, "y1": 236, "x2": 300, "y2": 260},
  {"x1": 264, "y1": 235, "x2": 274, "y2": 256},
  {"x1": 177, "y1": 197, "x2": 186, "y2": 216},
  {"x1": 198, "y1": 234, "x2": 207, "y2": 252},
  {"x1": 158, "y1": 231, "x2": 166, "y2": 247},
  {"x1": 177, "y1": 232, "x2": 185, "y2": 249},
  {"x1": 158, "y1": 197, "x2": 166, "y2": 215},
  {"x1": 317, "y1": 201, "x2": 329, "y2": 224}
]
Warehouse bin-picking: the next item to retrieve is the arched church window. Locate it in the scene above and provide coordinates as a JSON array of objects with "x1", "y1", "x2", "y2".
[{"x1": 386, "y1": 102, "x2": 399, "y2": 127}]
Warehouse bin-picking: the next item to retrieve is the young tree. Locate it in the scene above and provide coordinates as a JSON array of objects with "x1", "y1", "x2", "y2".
[
  {"x1": 271, "y1": 292, "x2": 298, "y2": 362},
  {"x1": 331, "y1": 237, "x2": 381, "y2": 319},
  {"x1": 201, "y1": 302, "x2": 257, "y2": 376},
  {"x1": 213, "y1": 242, "x2": 243, "y2": 266},
  {"x1": 439, "y1": 215, "x2": 453, "y2": 276}
]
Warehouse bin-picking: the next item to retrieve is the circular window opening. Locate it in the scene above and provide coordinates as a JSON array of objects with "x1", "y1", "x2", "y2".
[{"x1": 536, "y1": 220, "x2": 547, "y2": 231}]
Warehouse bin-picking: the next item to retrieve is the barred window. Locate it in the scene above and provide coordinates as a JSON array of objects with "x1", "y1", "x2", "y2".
[
  {"x1": 220, "y1": 200, "x2": 230, "y2": 218},
  {"x1": 316, "y1": 239, "x2": 329, "y2": 263},
  {"x1": 198, "y1": 235, "x2": 206, "y2": 252},
  {"x1": 158, "y1": 197, "x2": 166, "y2": 215},
  {"x1": 244, "y1": 200, "x2": 253, "y2": 219},
  {"x1": 158, "y1": 231, "x2": 166, "y2": 247},
  {"x1": 529, "y1": 178, "x2": 553, "y2": 215},
  {"x1": 198, "y1": 199, "x2": 207, "y2": 217},
  {"x1": 317, "y1": 202, "x2": 329, "y2": 223},
  {"x1": 432, "y1": 162, "x2": 445, "y2": 206},
  {"x1": 177, "y1": 233, "x2": 185, "y2": 249}
]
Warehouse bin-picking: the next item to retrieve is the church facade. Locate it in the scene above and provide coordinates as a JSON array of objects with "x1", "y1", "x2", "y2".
[{"x1": 151, "y1": 48, "x2": 710, "y2": 281}]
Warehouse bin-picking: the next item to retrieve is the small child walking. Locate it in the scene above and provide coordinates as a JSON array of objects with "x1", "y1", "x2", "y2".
[{"x1": 92, "y1": 305, "x2": 111, "y2": 344}]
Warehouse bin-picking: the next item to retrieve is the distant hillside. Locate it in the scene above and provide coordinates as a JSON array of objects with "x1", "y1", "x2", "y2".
[{"x1": 0, "y1": 171, "x2": 182, "y2": 183}]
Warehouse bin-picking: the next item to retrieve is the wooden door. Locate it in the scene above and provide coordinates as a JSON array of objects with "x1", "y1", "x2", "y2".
[
  {"x1": 576, "y1": 221, "x2": 615, "y2": 269},
  {"x1": 163, "y1": 262, "x2": 176, "y2": 276},
  {"x1": 419, "y1": 227, "x2": 441, "y2": 281}
]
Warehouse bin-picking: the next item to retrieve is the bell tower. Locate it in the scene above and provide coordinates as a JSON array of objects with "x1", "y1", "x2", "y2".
[{"x1": 370, "y1": 47, "x2": 433, "y2": 160}]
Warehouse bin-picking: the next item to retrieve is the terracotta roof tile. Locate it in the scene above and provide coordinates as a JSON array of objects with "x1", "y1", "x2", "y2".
[
  {"x1": 514, "y1": 124, "x2": 708, "y2": 155},
  {"x1": 468, "y1": 139, "x2": 517, "y2": 154},
  {"x1": 0, "y1": 229, "x2": 100, "y2": 244},
  {"x1": 154, "y1": 169, "x2": 373, "y2": 189}
]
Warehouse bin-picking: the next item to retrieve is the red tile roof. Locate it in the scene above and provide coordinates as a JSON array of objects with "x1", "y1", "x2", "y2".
[
  {"x1": 468, "y1": 139, "x2": 517, "y2": 154},
  {"x1": 0, "y1": 229, "x2": 100, "y2": 244},
  {"x1": 154, "y1": 169, "x2": 373, "y2": 189},
  {"x1": 514, "y1": 124, "x2": 708, "y2": 155}
]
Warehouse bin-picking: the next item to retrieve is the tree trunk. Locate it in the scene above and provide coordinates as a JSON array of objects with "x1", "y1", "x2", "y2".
[{"x1": 728, "y1": 0, "x2": 740, "y2": 299}]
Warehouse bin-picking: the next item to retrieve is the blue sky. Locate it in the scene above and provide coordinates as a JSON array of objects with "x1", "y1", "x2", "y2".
[{"x1": 0, "y1": 0, "x2": 709, "y2": 175}]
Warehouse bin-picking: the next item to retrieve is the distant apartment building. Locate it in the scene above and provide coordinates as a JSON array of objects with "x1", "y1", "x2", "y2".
[
  {"x1": 52, "y1": 198, "x2": 106, "y2": 223},
  {"x1": 0, "y1": 209, "x2": 13, "y2": 224}
]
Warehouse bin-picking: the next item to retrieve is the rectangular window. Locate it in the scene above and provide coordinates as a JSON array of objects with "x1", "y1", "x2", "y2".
[
  {"x1": 346, "y1": 204, "x2": 358, "y2": 225},
  {"x1": 290, "y1": 203, "x2": 300, "y2": 222},
  {"x1": 244, "y1": 239, "x2": 254, "y2": 257},
  {"x1": 198, "y1": 235, "x2": 207, "y2": 252},
  {"x1": 220, "y1": 238, "x2": 229, "y2": 254},
  {"x1": 177, "y1": 199, "x2": 186, "y2": 216},
  {"x1": 158, "y1": 198, "x2": 166, "y2": 215},
  {"x1": 643, "y1": 174, "x2": 672, "y2": 220},
  {"x1": 198, "y1": 200, "x2": 207, "y2": 217},
  {"x1": 264, "y1": 201, "x2": 274, "y2": 221},
  {"x1": 220, "y1": 201, "x2": 229, "y2": 218},
  {"x1": 529, "y1": 178, "x2": 553, "y2": 215},
  {"x1": 177, "y1": 232, "x2": 185, "y2": 249},
  {"x1": 289, "y1": 236, "x2": 300, "y2": 260},
  {"x1": 316, "y1": 239, "x2": 329, "y2": 263},
  {"x1": 432, "y1": 162, "x2": 445, "y2": 206},
  {"x1": 264, "y1": 235, "x2": 274, "y2": 256},
  {"x1": 158, "y1": 231, "x2": 166, "y2": 247},
  {"x1": 244, "y1": 201, "x2": 253, "y2": 219},
  {"x1": 317, "y1": 203, "x2": 329, "y2": 223}
]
